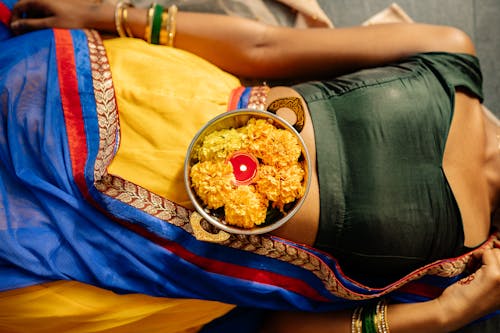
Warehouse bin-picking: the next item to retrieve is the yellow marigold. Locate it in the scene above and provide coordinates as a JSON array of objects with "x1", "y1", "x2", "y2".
[
  {"x1": 196, "y1": 128, "x2": 246, "y2": 162},
  {"x1": 254, "y1": 165, "x2": 281, "y2": 202},
  {"x1": 224, "y1": 185, "x2": 268, "y2": 228},
  {"x1": 190, "y1": 160, "x2": 234, "y2": 209},
  {"x1": 241, "y1": 118, "x2": 302, "y2": 167},
  {"x1": 256, "y1": 162, "x2": 305, "y2": 212},
  {"x1": 274, "y1": 162, "x2": 306, "y2": 210}
]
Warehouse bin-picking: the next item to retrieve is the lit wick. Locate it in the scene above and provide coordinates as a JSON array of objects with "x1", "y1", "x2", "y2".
[{"x1": 228, "y1": 152, "x2": 258, "y2": 185}]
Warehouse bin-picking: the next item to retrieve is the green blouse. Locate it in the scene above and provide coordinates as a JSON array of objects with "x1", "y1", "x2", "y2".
[{"x1": 294, "y1": 53, "x2": 483, "y2": 282}]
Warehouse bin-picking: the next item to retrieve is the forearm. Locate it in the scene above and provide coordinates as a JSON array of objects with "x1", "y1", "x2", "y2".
[
  {"x1": 110, "y1": 9, "x2": 477, "y2": 79},
  {"x1": 11, "y1": 2, "x2": 475, "y2": 79},
  {"x1": 261, "y1": 299, "x2": 467, "y2": 333},
  {"x1": 172, "y1": 14, "x2": 476, "y2": 79}
]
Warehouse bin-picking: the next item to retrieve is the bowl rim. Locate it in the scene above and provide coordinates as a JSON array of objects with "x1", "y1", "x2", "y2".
[{"x1": 183, "y1": 108, "x2": 312, "y2": 235}]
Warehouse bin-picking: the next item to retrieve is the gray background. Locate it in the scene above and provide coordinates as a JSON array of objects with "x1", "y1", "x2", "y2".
[{"x1": 317, "y1": 0, "x2": 500, "y2": 116}]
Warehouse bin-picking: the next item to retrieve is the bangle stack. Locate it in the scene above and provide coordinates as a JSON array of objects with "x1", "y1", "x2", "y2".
[
  {"x1": 351, "y1": 299, "x2": 390, "y2": 333},
  {"x1": 115, "y1": 1, "x2": 134, "y2": 38},
  {"x1": 144, "y1": 3, "x2": 178, "y2": 46}
]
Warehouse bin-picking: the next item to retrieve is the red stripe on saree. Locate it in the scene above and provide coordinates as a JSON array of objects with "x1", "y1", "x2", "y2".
[
  {"x1": 398, "y1": 281, "x2": 443, "y2": 299},
  {"x1": 0, "y1": 2, "x2": 10, "y2": 26},
  {"x1": 53, "y1": 29, "x2": 89, "y2": 196},
  {"x1": 228, "y1": 86, "x2": 245, "y2": 111},
  {"x1": 120, "y1": 215, "x2": 331, "y2": 302}
]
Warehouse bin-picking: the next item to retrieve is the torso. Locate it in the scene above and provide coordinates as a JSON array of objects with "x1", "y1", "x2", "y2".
[{"x1": 268, "y1": 86, "x2": 493, "y2": 248}]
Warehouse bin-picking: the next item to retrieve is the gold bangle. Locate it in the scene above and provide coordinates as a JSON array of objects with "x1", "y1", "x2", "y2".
[
  {"x1": 122, "y1": 3, "x2": 134, "y2": 38},
  {"x1": 115, "y1": 1, "x2": 134, "y2": 38},
  {"x1": 144, "y1": 3, "x2": 155, "y2": 43},
  {"x1": 165, "y1": 4, "x2": 178, "y2": 47},
  {"x1": 159, "y1": 11, "x2": 168, "y2": 45},
  {"x1": 351, "y1": 306, "x2": 363, "y2": 333},
  {"x1": 114, "y1": 1, "x2": 126, "y2": 37},
  {"x1": 375, "y1": 299, "x2": 390, "y2": 333}
]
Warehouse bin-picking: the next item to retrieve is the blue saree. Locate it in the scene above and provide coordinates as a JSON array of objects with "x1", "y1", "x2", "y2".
[{"x1": 0, "y1": 2, "x2": 499, "y2": 320}]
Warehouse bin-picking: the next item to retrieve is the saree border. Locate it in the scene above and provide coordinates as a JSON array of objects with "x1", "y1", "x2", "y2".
[
  {"x1": 54, "y1": 29, "x2": 90, "y2": 197},
  {"x1": 0, "y1": 2, "x2": 10, "y2": 27},
  {"x1": 82, "y1": 30, "x2": 500, "y2": 301}
]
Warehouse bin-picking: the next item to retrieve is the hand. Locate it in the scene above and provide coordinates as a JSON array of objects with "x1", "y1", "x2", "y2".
[
  {"x1": 437, "y1": 241, "x2": 500, "y2": 331},
  {"x1": 10, "y1": 0, "x2": 114, "y2": 35}
]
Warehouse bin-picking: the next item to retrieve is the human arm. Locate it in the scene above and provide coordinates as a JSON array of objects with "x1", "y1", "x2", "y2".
[
  {"x1": 261, "y1": 246, "x2": 500, "y2": 333},
  {"x1": 10, "y1": 0, "x2": 475, "y2": 80}
]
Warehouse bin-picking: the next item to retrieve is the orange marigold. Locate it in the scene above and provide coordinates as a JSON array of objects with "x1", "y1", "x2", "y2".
[
  {"x1": 224, "y1": 185, "x2": 268, "y2": 228},
  {"x1": 190, "y1": 160, "x2": 234, "y2": 209}
]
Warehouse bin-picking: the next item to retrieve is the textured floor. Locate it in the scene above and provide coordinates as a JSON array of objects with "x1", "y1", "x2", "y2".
[{"x1": 317, "y1": 0, "x2": 500, "y2": 116}]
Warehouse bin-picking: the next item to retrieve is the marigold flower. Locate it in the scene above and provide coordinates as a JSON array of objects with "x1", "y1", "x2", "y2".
[
  {"x1": 196, "y1": 128, "x2": 246, "y2": 162},
  {"x1": 190, "y1": 160, "x2": 234, "y2": 209},
  {"x1": 224, "y1": 185, "x2": 268, "y2": 228},
  {"x1": 242, "y1": 119, "x2": 302, "y2": 167}
]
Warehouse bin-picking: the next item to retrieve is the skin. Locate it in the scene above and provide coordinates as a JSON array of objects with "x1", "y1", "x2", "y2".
[{"x1": 8, "y1": 1, "x2": 500, "y2": 332}]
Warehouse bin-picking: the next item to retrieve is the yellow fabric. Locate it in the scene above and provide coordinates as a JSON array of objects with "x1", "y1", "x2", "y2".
[
  {"x1": 0, "y1": 281, "x2": 235, "y2": 333},
  {"x1": 104, "y1": 38, "x2": 241, "y2": 208},
  {"x1": 0, "y1": 39, "x2": 241, "y2": 333}
]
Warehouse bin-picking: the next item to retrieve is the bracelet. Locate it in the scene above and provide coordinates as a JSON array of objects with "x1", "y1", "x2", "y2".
[
  {"x1": 356, "y1": 300, "x2": 391, "y2": 333},
  {"x1": 121, "y1": 2, "x2": 134, "y2": 37},
  {"x1": 159, "y1": 11, "x2": 168, "y2": 45},
  {"x1": 150, "y1": 3, "x2": 164, "y2": 44},
  {"x1": 165, "y1": 4, "x2": 178, "y2": 47},
  {"x1": 362, "y1": 303, "x2": 378, "y2": 333},
  {"x1": 351, "y1": 306, "x2": 363, "y2": 333},
  {"x1": 144, "y1": 4, "x2": 154, "y2": 43},
  {"x1": 375, "y1": 299, "x2": 390, "y2": 333},
  {"x1": 114, "y1": 1, "x2": 133, "y2": 37}
]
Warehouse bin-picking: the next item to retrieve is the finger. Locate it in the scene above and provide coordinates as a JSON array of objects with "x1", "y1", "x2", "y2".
[
  {"x1": 10, "y1": 17, "x2": 54, "y2": 34},
  {"x1": 494, "y1": 238, "x2": 500, "y2": 249},
  {"x1": 481, "y1": 248, "x2": 500, "y2": 267},
  {"x1": 11, "y1": 0, "x2": 51, "y2": 22},
  {"x1": 471, "y1": 249, "x2": 484, "y2": 262},
  {"x1": 11, "y1": 0, "x2": 36, "y2": 22},
  {"x1": 492, "y1": 248, "x2": 500, "y2": 264}
]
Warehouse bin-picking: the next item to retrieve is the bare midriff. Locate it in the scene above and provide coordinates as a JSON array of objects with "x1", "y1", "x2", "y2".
[
  {"x1": 267, "y1": 86, "x2": 493, "y2": 248},
  {"x1": 266, "y1": 86, "x2": 319, "y2": 246},
  {"x1": 443, "y1": 91, "x2": 492, "y2": 247}
]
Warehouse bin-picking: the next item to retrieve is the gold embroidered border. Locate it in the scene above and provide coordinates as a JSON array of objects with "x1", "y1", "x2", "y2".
[
  {"x1": 84, "y1": 29, "x2": 119, "y2": 181},
  {"x1": 84, "y1": 30, "x2": 499, "y2": 301},
  {"x1": 247, "y1": 86, "x2": 270, "y2": 111}
]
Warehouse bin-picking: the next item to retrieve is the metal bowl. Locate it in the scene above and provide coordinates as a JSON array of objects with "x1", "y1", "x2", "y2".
[{"x1": 184, "y1": 109, "x2": 311, "y2": 235}]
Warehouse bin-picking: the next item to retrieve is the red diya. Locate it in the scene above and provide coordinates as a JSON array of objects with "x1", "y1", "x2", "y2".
[{"x1": 227, "y1": 151, "x2": 259, "y2": 186}]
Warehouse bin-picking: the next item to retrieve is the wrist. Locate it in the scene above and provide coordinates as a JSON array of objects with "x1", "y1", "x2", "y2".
[
  {"x1": 432, "y1": 299, "x2": 454, "y2": 332},
  {"x1": 434, "y1": 296, "x2": 472, "y2": 332},
  {"x1": 387, "y1": 298, "x2": 459, "y2": 333},
  {"x1": 84, "y1": 3, "x2": 116, "y2": 33}
]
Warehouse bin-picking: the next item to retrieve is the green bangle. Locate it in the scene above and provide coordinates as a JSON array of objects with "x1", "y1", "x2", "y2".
[
  {"x1": 150, "y1": 3, "x2": 164, "y2": 44},
  {"x1": 362, "y1": 303, "x2": 378, "y2": 333}
]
